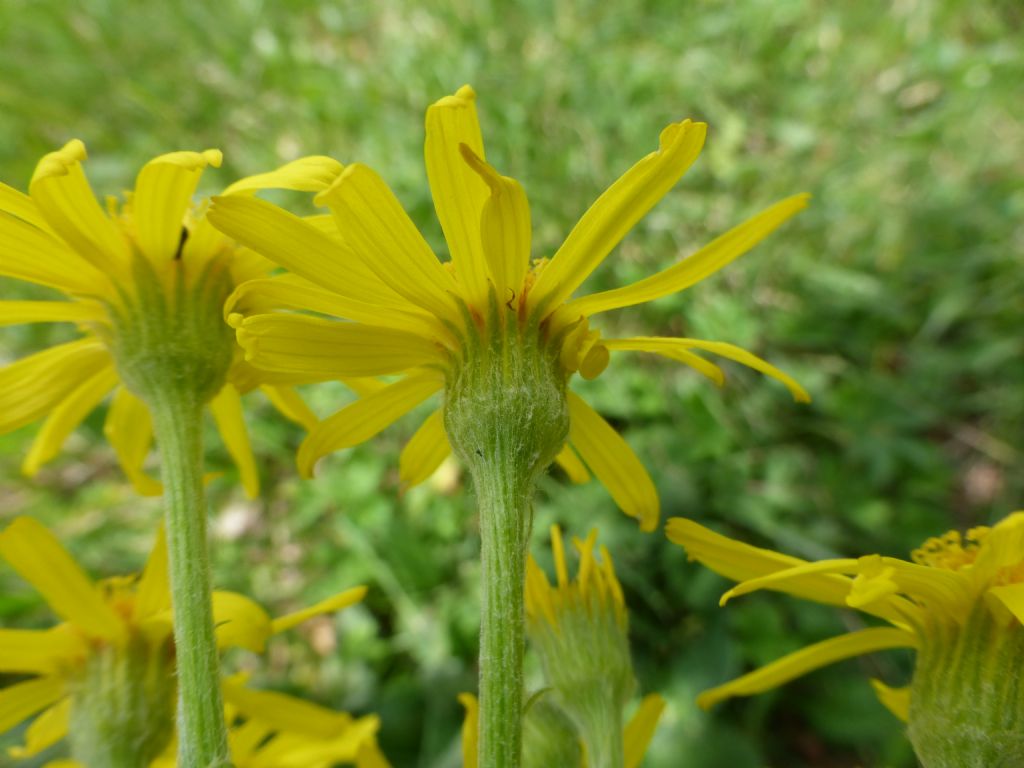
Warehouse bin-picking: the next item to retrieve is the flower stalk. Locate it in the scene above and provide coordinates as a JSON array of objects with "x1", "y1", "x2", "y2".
[{"x1": 149, "y1": 390, "x2": 230, "y2": 768}]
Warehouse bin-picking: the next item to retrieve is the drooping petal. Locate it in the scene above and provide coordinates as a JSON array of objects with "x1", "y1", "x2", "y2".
[
  {"x1": 260, "y1": 385, "x2": 317, "y2": 430},
  {"x1": 985, "y1": 582, "x2": 1024, "y2": 626},
  {"x1": 0, "y1": 517, "x2": 123, "y2": 640},
  {"x1": 0, "y1": 210, "x2": 107, "y2": 293},
  {"x1": 270, "y1": 586, "x2": 368, "y2": 634},
  {"x1": 314, "y1": 164, "x2": 459, "y2": 320},
  {"x1": 459, "y1": 143, "x2": 531, "y2": 303},
  {"x1": 0, "y1": 338, "x2": 111, "y2": 435},
  {"x1": 298, "y1": 373, "x2": 443, "y2": 477},
  {"x1": 458, "y1": 692, "x2": 479, "y2": 768},
  {"x1": 624, "y1": 693, "x2": 667, "y2": 768},
  {"x1": 553, "y1": 442, "x2": 590, "y2": 484},
  {"x1": 135, "y1": 526, "x2": 171, "y2": 620},
  {"x1": 665, "y1": 518, "x2": 856, "y2": 608},
  {"x1": 221, "y1": 156, "x2": 345, "y2": 196},
  {"x1": 22, "y1": 364, "x2": 118, "y2": 476},
  {"x1": 611, "y1": 337, "x2": 809, "y2": 402},
  {"x1": 424, "y1": 85, "x2": 490, "y2": 305},
  {"x1": 529, "y1": 120, "x2": 707, "y2": 313},
  {"x1": 208, "y1": 194, "x2": 416, "y2": 311},
  {"x1": 0, "y1": 181, "x2": 53, "y2": 231},
  {"x1": 399, "y1": 409, "x2": 450, "y2": 489},
  {"x1": 212, "y1": 591, "x2": 272, "y2": 653},
  {"x1": 221, "y1": 680, "x2": 352, "y2": 739},
  {"x1": 567, "y1": 392, "x2": 659, "y2": 531},
  {"x1": 0, "y1": 677, "x2": 66, "y2": 735},
  {"x1": 870, "y1": 678, "x2": 910, "y2": 723},
  {"x1": 8, "y1": 697, "x2": 70, "y2": 758},
  {"x1": 103, "y1": 386, "x2": 162, "y2": 496},
  {"x1": 133, "y1": 149, "x2": 222, "y2": 262},
  {"x1": 720, "y1": 559, "x2": 862, "y2": 605},
  {"x1": 604, "y1": 337, "x2": 726, "y2": 387},
  {"x1": 0, "y1": 300, "x2": 104, "y2": 327},
  {"x1": 29, "y1": 139, "x2": 129, "y2": 271},
  {"x1": 210, "y1": 383, "x2": 260, "y2": 499},
  {"x1": 0, "y1": 628, "x2": 83, "y2": 674},
  {"x1": 236, "y1": 314, "x2": 442, "y2": 378},
  {"x1": 696, "y1": 627, "x2": 917, "y2": 710},
  {"x1": 566, "y1": 193, "x2": 810, "y2": 316},
  {"x1": 355, "y1": 736, "x2": 393, "y2": 768}
]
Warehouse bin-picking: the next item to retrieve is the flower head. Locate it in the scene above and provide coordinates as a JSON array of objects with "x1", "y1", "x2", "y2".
[
  {"x1": 668, "y1": 512, "x2": 1024, "y2": 767},
  {"x1": 0, "y1": 143, "x2": 339, "y2": 496},
  {"x1": 209, "y1": 85, "x2": 809, "y2": 530},
  {"x1": 0, "y1": 516, "x2": 366, "y2": 762}
]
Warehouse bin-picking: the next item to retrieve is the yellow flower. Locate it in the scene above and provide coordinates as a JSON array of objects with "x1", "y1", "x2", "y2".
[
  {"x1": 209, "y1": 85, "x2": 809, "y2": 530},
  {"x1": 458, "y1": 690, "x2": 664, "y2": 768},
  {"x1": 667, "y1": 513, "x2": 1024, "y2": 766},
  {"x1": 0, "y1": 142, "x2": 340, "y2": 497},
  {"x1": 0, "y1": 516, "x2": 366, "y2": 762}
]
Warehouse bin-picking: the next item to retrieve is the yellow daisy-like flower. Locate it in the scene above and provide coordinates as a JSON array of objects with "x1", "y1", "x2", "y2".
[
  {"x1": 0, "y1": 141, "x2": 340, "y2": 497},
  {"x1": 667, "y1": 513, "x2": 1024, "y2": 766},
  {"x1": 208, "y1": 85, "x2": 809, "y2": 530},
  {"x1": 0, "y1": 516, "x2": 366, "y2": 764},
  {"x1": 458, "y1": 690, "x2": 665, "y2": 768}
]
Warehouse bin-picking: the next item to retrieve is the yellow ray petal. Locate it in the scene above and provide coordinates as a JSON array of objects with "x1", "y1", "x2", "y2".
[
  {"x1": 553, "y1": 442, "x2": 590, "y2": 484},
  {"x1": 0, "y1": 300, "x2": 105, "y2": 327},
  {"x1": 208, "y1": 194, "x2": 416, "y2": 311},
  {"x1": 424, "y1": 85, "x2": 490, "y2": 306},
  {"x1": 270, "y1": 586, "x2": 368, "y2": 634},
  {"x1": 665, "y1": 518, "x2": 857, "y2": 608},
  {"x1": 133, "y1": 149, "x2": 222, "y2": 262},
  {"x1": 314, "y1": 163, "x2": 459, "y2": 320},
  {"x1": 210, "y1": 383, "x2": 260, "y2": 499},
  {"x1": 0, "y1": 338, "x2": 111, "y2": 435},
  {"x1": 624, "y1": 693, "x2": 667, "y2": 768},
  {"x1": 135, "y1": 526, "x2": 171, "y2": 620},
  {"x1": 221, "y1": 680, "x2": 351, "y2": 739},
  {"x1": 29, "y1": 139, "x2": 129, "y2": 271},
  {"x1": 459, "y1": 143, "x2": 531, "y2": 302},
  {"x1": 0, "y1": 181, "x2": 53, "y2": 231},
  {"x1": 0, "y1": 210, "x2": 107, "y2": 293},
  {"x1": 399, "y1": 409, "x2": 450, "y2": 489},
  {"x1": 567, "y1": 392, "x2": 659, "y2": 531},
  {"x1": 870, "y1": 678, "x2": 910, "y2": 723},
  {"x1": 721, "y1": 559, "x2": 862, "y2": 605},
  {"x1": 212, "y1": 591, "x2": 272, "y2": 653},
  {"x1": 221, "y1": 155, "x2": 345, "y2": 196},
  {"x1": 8, "y1": 697, "x2": 69, "y2": 758},
  {"x1": 458, "y1": 692, "x2": 479, "y2": 768},
  {"x1": 22, "y1": 364, "x2": 118, "y2": 476},
  {"x1": 298, "y1": 373, "x2": 443, "y2": 477},
  {"x1": 529, "y1": 119, "x2": 707, "y2": 313},
  {"x1": 225, "y1": 272, "x2": 435, "y2": 338},
  {"x1": 566, "y1": 193, "x2": 810, "y2": 316},
  {"x1": 236, "y1": 314, "x2": 442, "y2": 378},
  {"x1": 615, "y1": 337, "x2": 809, "y2": 402},
  {"x1": 260, "y1": 385, "x2": 317, "y2": 430},
  {"x1": 356, "y1": 736, "x2": 393, "y2": 768},
  {"x1": 696, "y1": 627, "x2": 917, "y2": 710},
  {"x1": 0, "y1": 628, "x2": 83, "y2": 674},
  {"x1": 602, "y1": 335, "x2": 724, "y2": 387},
  {"x1": 604, "y1": 337, "x2": 726, "y2": 387},
  {"x1": 103, "y1": 386, "x2": 162, "y2": 496},
  {"x1": 984, "y1": 582, "x2": 1024, "y2": 626},
  {"x1": 0, "y1": 677, "x2": 65, "y2": 735},
  {"x1": 0, "y1": 517, "x2": 123, "y2": 640}
]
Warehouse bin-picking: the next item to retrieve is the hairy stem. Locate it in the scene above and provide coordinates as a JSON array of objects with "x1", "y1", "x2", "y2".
[{"x1": 150, "y1": 391, "x2": 230, "y2": 768}]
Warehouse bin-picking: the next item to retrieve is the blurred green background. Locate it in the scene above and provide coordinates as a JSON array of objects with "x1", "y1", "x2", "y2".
[{"x1": 1, "y1": 1, "x2": 1022, "y2": 766}]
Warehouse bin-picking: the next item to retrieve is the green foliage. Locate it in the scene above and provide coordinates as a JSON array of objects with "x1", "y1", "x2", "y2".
[{"x1": 1, "y1": 1, "x2": 1021, "y2": 766}]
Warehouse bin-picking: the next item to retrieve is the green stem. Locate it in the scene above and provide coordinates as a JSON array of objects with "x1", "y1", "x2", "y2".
[
  {"x1": 149, "y1": 391, "x2": 230, "y2": 768},
  {"x1": 474, "y1": 459, "x2": 531, "y2": 768},
  {"x1": 573, "y1": 692, "x2": 625, "y2": 768}
]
